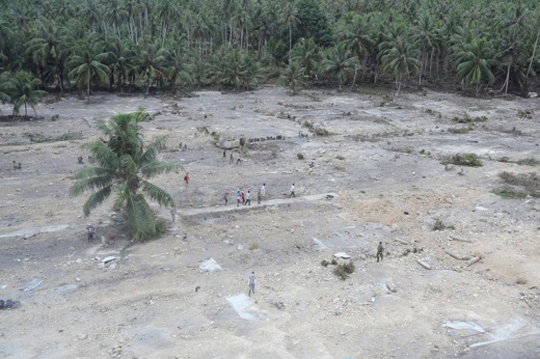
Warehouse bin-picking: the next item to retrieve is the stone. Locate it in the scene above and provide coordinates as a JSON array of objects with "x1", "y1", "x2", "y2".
[
  {"x1": 199, "y1": 258, "x2": 223, "y2": 272},
  {"x1": 21, "y1": 278, "x2": 44, "y2": 292},
  {"x1": 475, "y1": 205, "x2": 488, "y2": 212},
  {"x1": 237, "y1": 244, "x2": 243, "y2": 250},
  {"x1": 527, "y1": 92, "x2": 538, "y2": 98},
  {"x1": 334, "y1": 252, "x2": 351, "y2": 259},
  {"x1": 386, "y1": 282, "x2": 397, "y2": 293},
  {"x1": 102, "y1": 256, "x2": 117, "y2": 265}
]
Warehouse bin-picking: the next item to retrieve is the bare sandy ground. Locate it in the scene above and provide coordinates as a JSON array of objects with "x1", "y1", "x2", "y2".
[{"x1": 1, "y1": 86, "x2": 540, "y2": 358}]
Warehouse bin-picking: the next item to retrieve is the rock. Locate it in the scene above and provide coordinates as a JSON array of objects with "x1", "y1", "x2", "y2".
[
  {"x1": 199, "y1": 258, "x2": 223, "y2": 272},
  {"x1": 475, "y1": 205, "x2": 488, "y2": 211},
  {"x1": 237, "y1": 244, "x2": 243, "y2": 250},
  {"x1": 527, "y1": 92, "x2": 538, "y2": 98},
  {"x1": 467, "y1": 257, "x2": 481, "y2": 267},
  {"x1": 334, "y1": 252, "x2": 351, "y2": 259},
  {"x1": 21, "y1": 278, "x2": 44, "y2": 292},
  {"x1": 386, "y1": 282, "x2": 397, "y2": 293},
  {"x1": 417, "y1": 260, "x2": 431, "y2": 270}
]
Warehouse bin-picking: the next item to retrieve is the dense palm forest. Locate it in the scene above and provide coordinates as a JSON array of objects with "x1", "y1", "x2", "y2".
[{"x1": 1, "y1": 0, "x2": 540, "y2": 110}]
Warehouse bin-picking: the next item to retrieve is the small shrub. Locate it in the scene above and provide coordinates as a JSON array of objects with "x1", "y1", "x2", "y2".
[
  {"x1": 517, "y1": 110, "x2": 533, "y2": 119},
  {"x1": 302, "y1": 121, "x2": 313, "y2": 128},
  {"x1": 249, "y1": 243, "x2": 259, "y2": 250},
  {"x1": 330, "y1": 258, "x2": 338, "y2": 265},
  {"x1": 441, "y1": 153, "x2": 482, "y2": 167},
  {"x1": 333, "y1": 262, "x2": 355, "y2": 280},
  {"x1": 335, "y1": 155, "x2": 345, "y2": 160},
  {"x1": 498, "y1": 172, "x2": 540, "y2": 197},
  {"x1": 432, "y1": 219, "x2": 454, "y2": 231},
  {"x1": 297, "y1": 153, "x2": 305, "y2": 160},
  {"x1": 321, "y1": 259, "x2": 329, "y2": 267},
  {"x1": 448, "y1": 125, "x2": 474, "y2": 134},
  {"x1": 333, "y1": 165, "x2": 346, "y2": 172},
  {"x1": 517, "y1": 158, "x2": 540, "y2": 166},
  {"x1": 516, "y1": 277, "x2": 528, "y2": 285},
  {"x1": 452, "y1": 114, "x2": 488, "y2": 123},
  {"x1": 313, "y1": 128, "x2": 331, "y2": 136}
]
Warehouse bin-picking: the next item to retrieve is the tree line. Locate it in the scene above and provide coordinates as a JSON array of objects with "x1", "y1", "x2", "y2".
[{"x1": 1, "y1": 0, "x2": 540, "y2": 112}]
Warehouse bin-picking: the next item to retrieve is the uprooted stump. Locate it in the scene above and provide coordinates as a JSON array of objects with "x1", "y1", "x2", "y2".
[{"x1": 333, "y1": 262, "x2": 355, "y2": 280}]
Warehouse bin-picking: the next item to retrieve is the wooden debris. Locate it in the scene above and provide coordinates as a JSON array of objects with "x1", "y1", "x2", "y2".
[
  {"x1": 449, "y1": 235, "x2": 472, "y2": 243},
  {"x1": 445, "y1": 250, "x2": 471, "y2": 261},
  {"x1": 467, "y1": 257, "x2": 481, "y2": 267},
  {"x1": 394, "y1": 238, "x2": 409, "y2": 245}
]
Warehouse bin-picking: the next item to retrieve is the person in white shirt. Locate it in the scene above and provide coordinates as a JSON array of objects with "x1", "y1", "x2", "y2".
[{"x1": 289, "y1": 183, "x2": 295, "y2": 198}]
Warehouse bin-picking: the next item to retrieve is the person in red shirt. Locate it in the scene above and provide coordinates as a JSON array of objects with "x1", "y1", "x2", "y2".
[
  {"x1": 241, "y1": 189, "x2": 246, "y2": 204},
  {"x1": 184, "y1": 172, "x2": 190, "y2": 185}
]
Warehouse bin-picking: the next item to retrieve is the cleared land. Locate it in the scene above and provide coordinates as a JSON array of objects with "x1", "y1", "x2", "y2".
[{"x1": 1, "y1": 87, "x2": 540, "y2": 358}]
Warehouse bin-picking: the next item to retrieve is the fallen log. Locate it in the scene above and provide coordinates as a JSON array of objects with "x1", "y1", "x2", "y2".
[
  {"x1": 417, "y1": 259, "x2": 431, "y2": 270},
  {"x1": 445, "y1": 250, "x2": 471, "y2": 261}
]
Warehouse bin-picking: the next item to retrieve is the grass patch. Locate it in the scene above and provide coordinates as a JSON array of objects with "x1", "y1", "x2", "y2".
[
  {"x1": 496, "y1": 171, "x2": 540, "y2": 198},
  {"x1": 432, "y1": 219, "x2": 455, "y2": 231},
  {"x1": 492, "y1": 188, "x2": 528, "y2": 199},
  {"x1": 448, "y1": 125, "x2": 474, "y2": 134},
  {"x1": 441, "y1": 153, "x2": 482, "y2": 167},
  {"x1": 517, "y1": 158, "x2": 540, "y2": 166},
  {"x1": 23, "y1": 132, "x2": 83, "y2": 143},
  {"x1": 302, "y1": 120, "x2": 313, "y2": 129},
  {"x1": 333, "y1": 262, "x2": 355, "y2": 280},
  {"x1": 333, "y1": 165, "x2": 346, "y2": 172},
  {"x1": 452, "y1": 114, "x2": 488, "y2": 123},
  {"x1": 335, "y1": 155, "x2": 345, "y2": 160},
  {"x1": 248, "y1": 243, "x2": 259, "y2": 250},
  {"x1": 297, "y1": 153, "x2": 305, "y2": 160}
]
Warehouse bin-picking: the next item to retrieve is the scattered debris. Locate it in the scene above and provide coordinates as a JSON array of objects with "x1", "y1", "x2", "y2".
[
  {"x1": 333, "y1": 252, "x2": 351, "y2": 260},
  {"x1": 467, "y1": 257, "x2": 481, "y2": 267},
  {"x1": 417, "y1": 260, "x2": 431, "y2": 270},
  {"x1": 199, "y1": 258, "x2": 223, "y2": 272}
]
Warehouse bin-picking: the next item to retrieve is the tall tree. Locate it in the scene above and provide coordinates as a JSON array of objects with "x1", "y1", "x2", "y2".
[
  {"x1": 70, "y1": 110, "x2": 180, "y2": 241},
  {"x1": 68, "y1": 38, "x2": 110, "y2": 101},
  {"x1": 3, "y1": 71, "x2": 48, "y2": 116}
]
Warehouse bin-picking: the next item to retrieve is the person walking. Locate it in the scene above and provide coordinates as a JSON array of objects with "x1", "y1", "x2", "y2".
[
  {"x1": 184, "y1": 172, "x2": 190, "y2": 185},
  {"x1": 376, "y1": 241, "x2": 384, "y2": 262},
  {"x1": 223, "y1": 191, "x2": 229, "y2": 205},
  {"x1": 245, "y1": 190, "x2": 251, "y2": 205},
  {"x1": 236, "y1": 190, "x2": 241, "y2": 207},
  {"x1": 86, "y1": 224, "x2": 95, "y2": 242},
  {"x1": 260, "y1": 183, "x2": 266, "y2": 200},
  {"x1": 241, "y1": 189, "x2": 246, "y2": 205},
  {"x1": 289, "y1": 183, "x2": 296, "y2": 198},
  {"x1": 248, "y1": 272, "x2": 256, "y2": 296}
]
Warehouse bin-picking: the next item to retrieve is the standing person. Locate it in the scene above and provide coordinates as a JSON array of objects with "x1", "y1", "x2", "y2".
[
  {"x1": 377, "y1": 242, "x2": 384, "y2": 262},
  {"x1": 257, "y1": 188, "x2": 262, "y2": 204},
  {"x1": 260, "y1": 183, "x2": 266, "y2": 200},
  {"x1": 248, "y1": 272, "x2": 256, "y2": 296},
  {"x1": 289, "y1": 183, "x2": 296, "y2": 198},
  {"x1": 184, "y1": 172, "x2": 190, "y2": 185},
  {"x1": 229, "y1": 153, "x2": 234, "y2": 164},
  {"x1": 223, "y1": 191, "x2": 229, "y2": 205},
  {"x1": 308, "y1": 162, "x2": 315, "y2": 175},
  {"x1": 86, "y1": 224, "x2": 94, "y2": 242},
  {"x1": 223, "y1": 149, "x2": 226, "y2": 159},
  {"x1": 241, "y1": 189, "x2": 246, "y2": 204},
  {"x1": 245, "y1": 190, "x2": 251, "y2": 205},
  {"x1": 236, "y1": 190, "x2": 241, "y2": 207},
  {"x1": 236, "y1": 157, "x2": 242, "y2": 165}
]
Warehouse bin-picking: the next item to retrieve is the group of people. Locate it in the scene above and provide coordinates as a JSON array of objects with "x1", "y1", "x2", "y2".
[{"x1": 224, "y1": 183, "x2": 266, "y2": 207}]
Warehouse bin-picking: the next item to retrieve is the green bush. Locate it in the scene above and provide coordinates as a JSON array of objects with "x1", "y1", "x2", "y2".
[
  {"x1": 441, "y1": 153, "x2": 482, "y2": 167},
  {"x1": 297, "y1": 153, "x2": 305, "y2": 160},
  {"x1": 333, "y1": 262, "x2": 355, "y2": 280}
]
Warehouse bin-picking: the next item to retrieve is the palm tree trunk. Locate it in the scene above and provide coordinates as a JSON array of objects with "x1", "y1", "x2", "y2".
[
  {"x1": 527, "y1": 23, "x2": 540, "y2": 78},
  {"x1": 289, "y1": 26, "x2": 292, "y2": 52},
  {"x1": 504, "y1": 62, "x2": 511, "y2": 94},
  {"x1": 24, "y1": 102, "x2": 27, "y2": 117},
  {"x1": 87, "y1": 80, "x2": 90, "y2": 102}
]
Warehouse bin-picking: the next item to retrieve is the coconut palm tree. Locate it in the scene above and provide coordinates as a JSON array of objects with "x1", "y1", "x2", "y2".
[
  {"x1": 70, "y1": 110, "x2": 180, "y2": 241},
  {"x1": 135, "y1": 41, "x2": 166, "y2": 95},
  {"x1": 455, "y1": 38, "x2": 496, "y2": 96},
  {"x1": 68, "y1": 38, "x2": 110, "y2": 101},
  {"x1": 321, "y1": 43, "x2": 359, "y2": 90},
  {"x1": 3, "y1": 70, "x2": 48, "y2": 116},
  {"x1": 379, "y1": 26, "x2": 420, "y2": 96},
  {"x1": 290, "y1": 37, "x2": 320, "y2": 79},
  {"x1": 279, "y1": 60, "x2": 306, "y2": 94}
]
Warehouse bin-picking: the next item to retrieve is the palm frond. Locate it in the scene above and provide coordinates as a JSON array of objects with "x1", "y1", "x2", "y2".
[
  {"x1": 140, "y1": 160, "x2": 180, "y2": 178},
  {"x1": 140, "y1": 136, "x2": 167, "y2": 164},
  {"x1": 126, "y1": 194, "x2": 157, "y2": 241},
  {"x1": 82, "y1": 185, "x2": 112, "y2": 216},
  {"x1": 142, "y1": 180, "x2": 175, "y2": 207}
]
